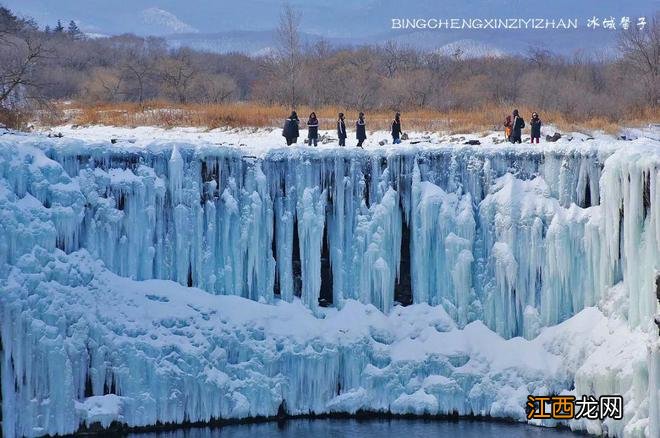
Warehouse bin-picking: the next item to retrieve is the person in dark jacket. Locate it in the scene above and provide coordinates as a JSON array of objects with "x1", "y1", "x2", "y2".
[
  {"x1": 282, "y1": 111, "x2": 300, "y2": 145},
  {"x1": 504, "y1": 115, "x2": 512, "y2": 141},
  {"x1": 307, "y1": 112, "x2": 319, "y2": 147},
  {"x1": 391, "y1": 112, "x2": 402, "y2": 144},
  {"x1": 510, "y1": 109, "x2": 525, "y2": 144},
  {"x1": 337, "y1": 113, "x2": 346, "y2": 147},
  {"x1": 530, "y1": 112, "x2": 541, "y2": 144},
  {"x1": 356, "y1": 112, "x2": 366, "y2": 148}
]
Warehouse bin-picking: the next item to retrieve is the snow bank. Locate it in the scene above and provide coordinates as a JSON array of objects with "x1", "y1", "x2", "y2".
[
  {"x1": 0, "y1": 248, "x2": 651, "y2": 436},
  {"x1": 0, "y1": 247, "x2": 625, "y2": 433}
]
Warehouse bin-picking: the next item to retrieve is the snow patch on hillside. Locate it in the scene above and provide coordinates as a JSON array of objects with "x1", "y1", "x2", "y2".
[{"x1": 141, "y1": 7, "x2": 198, "y2": 34}]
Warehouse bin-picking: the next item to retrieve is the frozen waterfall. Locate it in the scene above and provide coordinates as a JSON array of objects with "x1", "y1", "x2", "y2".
[
  {"x1": 0, "y1": 134, "x2": 658, "y2": 437},
  {"x1": 4, "y1": 141, "x2": 652, "y2": 337}
]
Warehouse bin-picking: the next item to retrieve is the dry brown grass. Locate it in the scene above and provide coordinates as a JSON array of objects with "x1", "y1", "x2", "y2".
[{"x1": 40, "y1": 101, "x2": 660, "y2": 135}]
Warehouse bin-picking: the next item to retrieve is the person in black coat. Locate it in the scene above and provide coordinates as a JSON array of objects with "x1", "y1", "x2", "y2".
[
  {"x1": 510, "y1": 109, "x2": 525, "y2": 144},
  {"x1": 307, "y1": 112, "x2": 319, "y2": 146},
  {"x1": 391, "y1": 112, "x2": 402, "y2": 144},
  {"x1": 337, "y1": 113, "x2": 346, "y2": 147},
  {"x1": 356, "y1": 112, "x2": 366, "y2": 148},
  {"x1": 282, "y1": 111, "x2": 300, "y2": 145},
  {"x1": 530, "y1": 112, "x2": 541, "y2": 144}
]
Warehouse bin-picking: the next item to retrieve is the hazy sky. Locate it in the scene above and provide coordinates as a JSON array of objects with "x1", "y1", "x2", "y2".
[{"x1": 4, "y1": 0, "x2": 658, "y2": 37}]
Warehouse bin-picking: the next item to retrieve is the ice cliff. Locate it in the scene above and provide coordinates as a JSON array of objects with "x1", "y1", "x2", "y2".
[{"x1": 0, "y1": 131, "x2": 658, "y2": 437}]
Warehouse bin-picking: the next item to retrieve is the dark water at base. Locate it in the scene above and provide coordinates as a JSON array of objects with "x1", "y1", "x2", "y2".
[{"x1": 127, "y1": 419, "x2": 579, "y2": 438}]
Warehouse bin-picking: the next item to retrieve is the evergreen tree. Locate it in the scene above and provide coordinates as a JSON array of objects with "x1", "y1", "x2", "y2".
[
  {"x1": 0, "y1": 5, "x2": 34, "y2": 33},
  {"x1": 0, "y1": 5, "x2": 18, "y2": 28},
  {"x1": 54, "y1": 19, "x2": 64, "y2": 33},
  {"x1": 44, "y1": 25, "x2": 51, "y2": 33},
  {"x1": 67, "y1": 20, "x2": 82, "y2": 38}
]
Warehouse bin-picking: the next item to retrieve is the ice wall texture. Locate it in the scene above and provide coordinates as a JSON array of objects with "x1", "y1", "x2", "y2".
[
  {"x1": 3, "y1": 246, "x2": 650, "y2": 437},
  {"x1": 0, "y1": 136, "x2": 658, "y2": 437},
  {"x1": 4, "y1": 140, "x2": 650, "y2": 338}
]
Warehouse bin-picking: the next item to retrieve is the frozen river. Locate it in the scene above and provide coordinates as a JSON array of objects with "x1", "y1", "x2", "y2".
[{"x1": 127, "y1": 418, "x2": 580, "y2": 438}]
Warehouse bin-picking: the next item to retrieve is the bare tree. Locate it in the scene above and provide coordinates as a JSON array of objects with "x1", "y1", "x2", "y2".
[
  {"x1": 526, "y1": 46, "x2": 554, "y2": 70},
  {"x1": 276, "y1": 3, "x2": 302, "y2": 108},
  {"x1": 157, "y1": 50, "x2": 197, "y2": 104},
  {"x1": 618, "y1": 14, "x2": 659, "y2": 106},
  {"x1": 405, "y1": 69, "x2": 437, "y2": 107},
  {"x1": 193, "y1": 73, "x2": 238, "y2": 103},
  {"x1": 122, "y1": 59, "x2": 151, "y2": 106},
  {"x1": 0, "y1": 7, "x2": 45, "y2": 110},
  {"x1": 80, "y1": 67, "x2": 123, "y2": 103},
  {"x1": 381, "y1": 41, "x2": 402, "y2": 77},
  {"x1": 0, "y1": 35, "x2": 45, "y2": 106}
]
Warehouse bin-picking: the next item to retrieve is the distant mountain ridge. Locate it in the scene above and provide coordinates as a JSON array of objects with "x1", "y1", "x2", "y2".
[
  {"x1": 164, "y1": 26, "x2": 619, "y2": 57},
  {"x1": 2, "y1": 0, "x2": 658, "y2": 56}
]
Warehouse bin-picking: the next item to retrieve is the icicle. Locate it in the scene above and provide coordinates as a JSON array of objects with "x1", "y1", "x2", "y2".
[
  {"x1": 297, "y1": 187, "x2": 326, "y2": 311},
  {"x1": 241, "y1": 162, "x2": 275, "y2": 302},
  {"x1": 352, "y1": 187, "x2": 402, "y2": 313},
  {"x1": 410, "y1": 161, "x2": 476, "y2": 321},
  {"x1": 168, "y1": 146, "x2": 184, "y2": 206}
]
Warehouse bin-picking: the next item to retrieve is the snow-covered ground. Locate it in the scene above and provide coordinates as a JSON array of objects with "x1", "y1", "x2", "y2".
[
  {"x1": 0, "y1": 125, "x2": 659, "y2": 437},
  {"x1": 29, "y1": 123, "x2": 660, "y2": 156}
]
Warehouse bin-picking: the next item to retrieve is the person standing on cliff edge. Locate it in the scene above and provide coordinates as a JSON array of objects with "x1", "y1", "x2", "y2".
[
  {"x1": 282, "y1": 111, "x2": 300, "y2": 146},
  {"x1": 337, "y1": 113, "x2": 347, "y2": 147},
  {"x1": 356, "y1": 112, "x2": 366, "y2": 148},
  {"x1": 307, "y1": 112, "x2": 319, "y2": 146},
  {"x1": 391, "y1": 112, "x2": 402, "y2": 144},
  {"x1": 530, "y1": 112, "x2": 541, "y2": 144},
  {"x1": 510, "y1": 109, "x2": 525, "y2": 144}
]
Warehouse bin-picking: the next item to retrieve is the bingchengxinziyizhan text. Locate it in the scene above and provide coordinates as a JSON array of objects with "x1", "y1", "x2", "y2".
[{"x1": 391, "y1": 16, "x2": 648, "y2": 30}]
